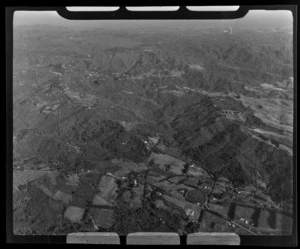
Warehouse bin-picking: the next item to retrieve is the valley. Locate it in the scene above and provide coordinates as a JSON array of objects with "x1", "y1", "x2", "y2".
[{"x1": 12, "y1": 23, "x2": 294, "y2": 236}]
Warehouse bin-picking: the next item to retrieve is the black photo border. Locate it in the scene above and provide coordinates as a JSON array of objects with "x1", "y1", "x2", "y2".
[{"x1": 5, "y1": 2, "x2": 298, "y2": 246}]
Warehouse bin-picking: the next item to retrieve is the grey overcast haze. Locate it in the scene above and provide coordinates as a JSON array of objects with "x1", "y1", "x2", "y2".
[{"x1": 14, "y1": 10, "x2": 293, "y2": 30}]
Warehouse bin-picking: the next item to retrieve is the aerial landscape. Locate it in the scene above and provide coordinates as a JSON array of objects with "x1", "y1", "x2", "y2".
[{"x1": 12, "y1": 10, "x2": 294, "y2": 236}]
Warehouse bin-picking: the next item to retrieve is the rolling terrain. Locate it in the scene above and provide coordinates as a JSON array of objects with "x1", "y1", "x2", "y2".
[{"x1": 12, "y1": 24, "x2": 293, "y2": 235}]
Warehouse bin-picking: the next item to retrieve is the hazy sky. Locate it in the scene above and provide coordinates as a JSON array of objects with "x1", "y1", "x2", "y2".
[{"x1": 13, "y1": 9, "x2": 293, "y2": 30}]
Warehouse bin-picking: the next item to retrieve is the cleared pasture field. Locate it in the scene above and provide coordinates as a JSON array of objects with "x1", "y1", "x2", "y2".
[
  {"x1": 98, "y1": 176, "x2": 119, "y2": 203},
  {"x1": 254, "y1": 209, "x2": 293, "y2": 234},
  {"x1": 113, "y1": 161, "x2": 147, "y2": 177},
  {"x1": 148, "y1": 152, "x2": 186, "y2": 174},
  {"x1": 64, "y1": 206, "x2": 85, "y2": 223},
  {"x1": 209, "y1": 203, "x2": 292, "y2": 234},
  {"x1": 13, "y1": 170, "x2": 55, "y2": 193},
  {"x1": 240, "y1": 95, "x2": 293, "y2": 134}
]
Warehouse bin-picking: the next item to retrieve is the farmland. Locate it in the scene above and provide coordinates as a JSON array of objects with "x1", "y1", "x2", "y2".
[{"x1": 12, "y1": 17, "x2": 293, "y2": 236}]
